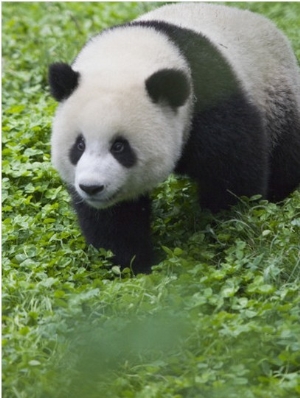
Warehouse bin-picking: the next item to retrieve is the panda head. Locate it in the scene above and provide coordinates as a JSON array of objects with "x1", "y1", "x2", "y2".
[{"x1": 49, "y1": 30, "x2": 192, "y2": 209}]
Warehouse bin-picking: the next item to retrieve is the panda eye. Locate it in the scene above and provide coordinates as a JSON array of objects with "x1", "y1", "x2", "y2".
[
  {"x1": 77, "y1": 136, "x2": 85, "y2": 152},
  {"x1": 69, "y1": 135, "x2": 86, "y2": 165},
  {"x1": 111, "y1": 139, "x2": 125, "y2": 153},
  {"x1": 110, "y1": 137, "x2": 137, "y2": 168}
]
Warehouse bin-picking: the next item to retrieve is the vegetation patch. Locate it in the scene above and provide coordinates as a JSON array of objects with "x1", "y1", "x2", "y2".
[{"x1": 2, "y1": 2, "x2": 300, "y2": 397}]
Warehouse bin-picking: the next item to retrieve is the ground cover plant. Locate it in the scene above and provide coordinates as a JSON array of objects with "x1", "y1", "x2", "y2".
[{"x1": 2, "y1": 2, "x2": 300, "y2": 397}]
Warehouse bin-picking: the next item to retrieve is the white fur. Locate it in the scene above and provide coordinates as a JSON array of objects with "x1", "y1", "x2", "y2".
[
  {"x1": 51, "y1": 26, "x2": 192, "y2": 208},
  {"x1": 52, "y1": 3, "x2": 300, "y2": 208},
  {"x1": 137, "y1": 3, "x2": 300, "y2": 140}
]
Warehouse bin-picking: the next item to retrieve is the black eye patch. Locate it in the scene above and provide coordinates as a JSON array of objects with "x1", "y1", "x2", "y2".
[
  {"x1": 110, "y1": 137, "x2": 137, "y2": 168},
  {"x1": 69, "y1": 134, "x2": 85, "y2": 165}
]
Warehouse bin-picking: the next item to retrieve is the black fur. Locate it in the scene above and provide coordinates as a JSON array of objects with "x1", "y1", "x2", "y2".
[
  {"x1": 134, "y1": 21, "x2": 269, "y2": 211},
  {"x1": 264, "y1": 88, "x2": 300, "y2": 201},
  {"x1": 49, "y1": 62, "x2": 80, "y2": 102},
  {"x1": 146, "y1": 68, "x2": 190, "y2": 108},
  {"x1": 51, "y1": 20, "x2": 300, "y2": 273},
  {"x1": 110, "y1": 137, "x2": 137, "y2": 168},
  {"x1": 69, "y1": 135, "x2": 85, "y2": 165},
  {"x1": 69, "y1": 134, "x2": 137, "y2": 169},
  {"x1": 132, "y1": 20, "x2": 300, "y2": 207},
  {"x1": 70, "y1": 189, "x2": 153, "y2": 273},
  {"x1": 131, "y1": 21, "x2": 241, "y2": 111},
  {"x1": 175, "y1": 93, "x2": 268, "y2": 211}
]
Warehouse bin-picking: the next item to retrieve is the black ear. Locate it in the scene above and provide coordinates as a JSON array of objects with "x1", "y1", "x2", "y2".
[
  {"x1": 145, "y1": 68, "x2": 190, "y2": 108},
  {"x1": 48, "y1": 62, "x2": 80, "y2": 102}
]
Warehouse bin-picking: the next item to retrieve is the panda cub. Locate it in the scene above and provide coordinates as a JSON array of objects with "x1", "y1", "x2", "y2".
[{"x1": 49, "y1": 3, "x2": 300, "y2": 273}]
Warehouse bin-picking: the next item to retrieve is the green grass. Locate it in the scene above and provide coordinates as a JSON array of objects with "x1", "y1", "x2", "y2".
[{"x1": 2, "y1": 2, "x2": 300, "y2": 397}]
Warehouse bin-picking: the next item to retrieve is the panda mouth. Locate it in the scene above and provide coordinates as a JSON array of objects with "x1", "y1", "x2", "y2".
[{"x1": 85, "y1": 190, "x2": 121, "y2": 208}]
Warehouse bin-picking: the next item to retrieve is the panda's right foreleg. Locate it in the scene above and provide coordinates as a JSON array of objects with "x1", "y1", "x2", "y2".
[{"x1": 70, "y1": 193, "x2": 153, "y2": 274}]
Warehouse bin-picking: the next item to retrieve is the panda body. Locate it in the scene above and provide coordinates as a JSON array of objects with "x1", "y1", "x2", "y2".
[{"x1": 49, "y1": 3, "x2": 300, "y2": 273}]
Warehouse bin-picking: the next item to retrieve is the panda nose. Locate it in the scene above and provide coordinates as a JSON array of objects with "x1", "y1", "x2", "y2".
[{"x1": 79, "y1": 184, "x2": 104, "y2": 195}]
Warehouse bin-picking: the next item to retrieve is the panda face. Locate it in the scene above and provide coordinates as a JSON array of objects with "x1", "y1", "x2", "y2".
[
  {"x1": 70, "y1": 133, "x2": 137, "y2": 208},
  {"x1": 51, "y1": 72, "x2": 192, "y2": 209},
  {"x1": 50, "y1": 26, "x2": 193, "y2": 209}
]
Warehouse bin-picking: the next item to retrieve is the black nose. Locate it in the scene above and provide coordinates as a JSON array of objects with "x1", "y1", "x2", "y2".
[{"x1": 79, "y1": 184, "x2": 104, "y2": 195}]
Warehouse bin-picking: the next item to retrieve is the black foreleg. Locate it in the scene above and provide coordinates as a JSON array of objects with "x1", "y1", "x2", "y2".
[
  {"x1": 176, "y1": 95, "x2": 269, "y2": 212},
  {"x1": 70, "y1": 192, "x2": 153, "y2": 274}
]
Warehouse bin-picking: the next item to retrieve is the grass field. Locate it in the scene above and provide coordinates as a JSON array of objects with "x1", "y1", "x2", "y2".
[{"x1": 2, "y1": 2, "x2": 300, "y2": 397}]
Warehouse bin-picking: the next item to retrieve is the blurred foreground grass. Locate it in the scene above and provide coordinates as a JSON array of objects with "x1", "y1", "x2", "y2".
[{"x1": 2, "y1": 2, "x2": 300, "y2": 397}]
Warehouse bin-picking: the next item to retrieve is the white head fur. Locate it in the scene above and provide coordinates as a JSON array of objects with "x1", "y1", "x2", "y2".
[{"x1": 51, "y1": 26, "x2": 193, "y2": 208}]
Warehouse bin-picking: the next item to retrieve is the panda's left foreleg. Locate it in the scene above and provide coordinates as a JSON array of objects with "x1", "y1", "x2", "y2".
[{"x1": 70, "y1": 193, "x2": 153, "y2": 274}]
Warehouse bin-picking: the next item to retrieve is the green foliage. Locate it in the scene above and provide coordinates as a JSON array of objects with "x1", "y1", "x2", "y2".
[{"x1": 2, "y1": 2, "x2": 300, "y2": 398}]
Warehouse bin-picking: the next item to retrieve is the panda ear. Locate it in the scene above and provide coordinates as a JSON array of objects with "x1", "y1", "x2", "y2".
[
  {"x1": 145, "y1": 68, "x2": 190, "y2": 108},
  {"x1": 48, "y1": 62, "x2": 80, "y2": 102}
]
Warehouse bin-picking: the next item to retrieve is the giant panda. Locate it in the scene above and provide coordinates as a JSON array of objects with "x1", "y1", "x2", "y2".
[{"x1": 49, "y1": 3, "x2": 300, "y2": 273}]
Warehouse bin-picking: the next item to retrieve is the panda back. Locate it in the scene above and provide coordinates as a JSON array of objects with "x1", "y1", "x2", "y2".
[{"x1": 137, "y1": 3, "x2": 300, "y2": 114}]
